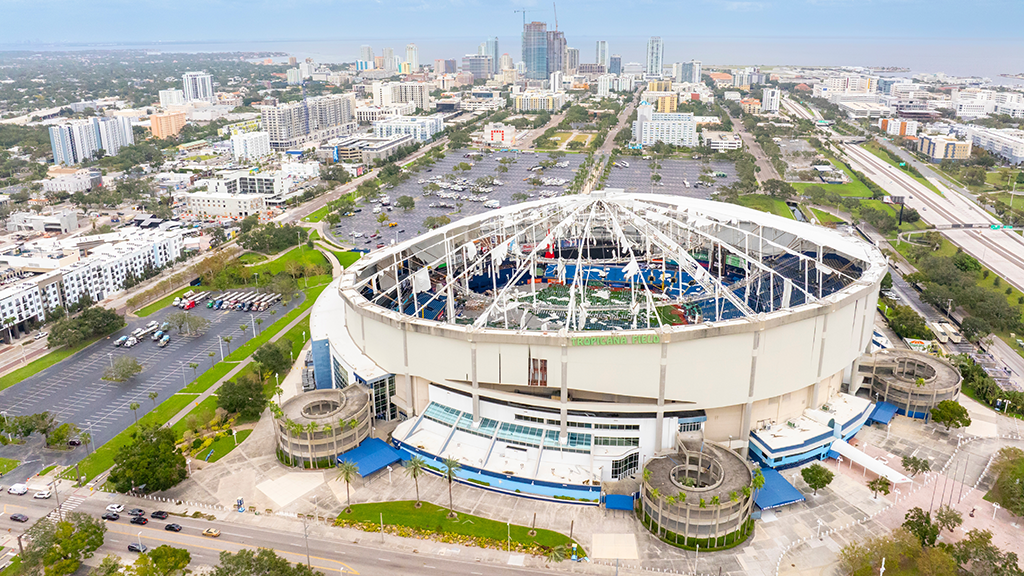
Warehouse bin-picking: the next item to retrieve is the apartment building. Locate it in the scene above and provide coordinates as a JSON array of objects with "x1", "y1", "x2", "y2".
[
  {"x1": 512, "y1": 91, "x2": 567, "y2": 112},
  {"x1": 231, "y1": 132, "x2": 273, "y2": 161},
  {"x1": 373, "y1": 114, "x2": 445, "y2": 142},
  {"x1": 7, "y1": 209, "x2": 79, "y2": 234},
  {"x1": 41, "y1": 171, "x2": 102, "y2": 194},
  {"x1": 150, "y1": 111, "x2": 187, "y2": 139},
  {"x1": 878, "y1": 118, "x2": 919, "y2": 137},
  {"x1": 632, "y1": 104, "x2": 697, "y2": 147},
  {"x1": 317, "y1": 134, "x2": 415, "y2": 165},
  {"x1": 159, "y1": 89, "x2": 185, "y2": 107},
  {"x1": 0, "y1": 282, "x2": 45, "y2": 341},
  {"x1": 966, "y1": 127, "x2": 1024, "y2": 165},
  {"x1": 49, "y1": 117, "x2": 134, "y2": 165},
  {"x1": 183, "y1": 191, "x2": 269, "y2": 220},
  {"x1": 258, "y1": 94, "x2": 357, "y2": 150},
  {"x1": 371, "y1": 82, "x2": 433, "y2": 111},
  {"x1": 761, "y1": 88, "x2": 781, "y2": 114},
  {"x1": 917, "y1": 135, "x2": 972, "y2": 162}
]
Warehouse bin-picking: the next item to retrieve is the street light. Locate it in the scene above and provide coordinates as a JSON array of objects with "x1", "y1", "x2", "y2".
[
  {"x1": 250, "y1": 313, "x2": 256, "y2": 337},
  {"x1": 137, "y1": 532, "x2": 143, "y2": 550},
  {"x1": 180, "y1": 361, "x2": 186, "y2": 386},
  {"x1": 108, "y1": 353, "x2": 113, "y2": 368}
]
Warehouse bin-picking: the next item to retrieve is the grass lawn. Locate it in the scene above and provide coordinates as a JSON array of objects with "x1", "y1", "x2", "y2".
[
  {"x1": 332, "y1": 250, "x2": 361, "y2": 269},
  {"x1": 1, "y1": 556, "x2": 21, "y2": 576},
  {"x1": 61, "y1": 391, "x2": 200, "y2": 483},
  {"x1": 0, "y1": 336, "x2": 102, "y2": 392},
  {"x1": 37, "y1": 464, "x2": 57, "y2": 476},
  {"x1": 735, "y1": 195, "x2": 795, "y2": 219},
  {"x1": 570, "y1": 134, "x2": 590, "y2": 144},
  {"x1": 249, "y1": 246, "x2": 329, "y2": 277},
  {"x1": 238, "y1": 252, "x2": 267, "y2": 264},
  {"x1": 552, "y1": 132, "x2": 572, "y2": 142},
  {"x1": 135, "y1": 286, "x2": 211, "y2": 317},
  {"x1": 171, "y1": 396, "x2": 220, "y2": 440},
  {"x1": 339, "y1": 501, "x2": 583, "y2": 553},
  {"x1": 862, "y1": 141, "x2": 942, "y2": 195},
  {"x1": 985, "y1": 170, "x2": 1019, "y2": 188},
  {"x1": 309, "y1": 229, "x2": 320, "y2": 241},
  {"x1": 792, "y1": 181, "x2": 874, "y2": 198},
  {"x1": 0, "y1": 457, "x2": 20, "y2": 475},
  {"x1": 858, "y1": 199, "x2": 929, "y2": 232},
  {"x1": 304, "y1": 205, "x2": 332, "y2": 222},
  {"x1": 811, "y1": 208, "x2": 844, "y2": 224},
  {"x1": 280, "y1": 316, "x2": 311, "y2": 362},
  {"x1": 205, "y1": 430, "x2": 253, "y2": 463}
]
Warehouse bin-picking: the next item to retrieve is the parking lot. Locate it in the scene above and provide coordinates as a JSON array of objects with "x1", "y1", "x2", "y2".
[
  {"x1": 328, "y1": 151, "x2": 587, "y2": 246},
  {"x1": 0, "y1": 290, "x2": 300, "y2": 452},
  {"x1": 603, "y1": 158, "x2": 738, "y2": 198}
]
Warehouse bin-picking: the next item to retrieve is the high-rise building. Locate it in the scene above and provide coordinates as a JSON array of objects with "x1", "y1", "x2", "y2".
[
  {"x1": 258, "y1": 94, "x2": 356, "y2": 150},
  {"x1": 596, "y1": 41, "x2": 609, "y2": 69},
  {"x1": 150, "y1": 111, "x2": 187, "y2": 139},
  {"x1": 288, "y1": 56, "x2": 297, "y2": 66},
  {"x1": 382, "y1": 48, "x2": 395, "y2": 71},
  {"x1": 159, "y1": 89, "x2": 185, "y2": 108},
  {"x1": 546, "y1": 31, "x2": 566, "y2": 77},
  {"x1": 549, "y1": 71, "x2": 563, "y2": 91},
  {"x1": 462, "y1": 55, "x2": 493, "y2": 80},
  {"x1": 406, "y1": 44, "x2": 419, "y2": 71},
  {"x1": 49, "y1": 117, "x2": 135, "y2": 165},
  {"x1": 360, "y1": 45, "x2": 374, "y2": 63},
  {"x1": 483, "y1": 37, "x2": 500, "y2": 74},
  {"x1": 182, "y1": 71, "x2": 214, "y2": 102},
  {"x1": 231, "y1": 132, "x2": 273, "y2": 161},
  {"x1": 373, "y1": 82, "x2": 434, "y2": 110},
  {"x1": 564, "y1": 47, "x2": 579, "y2": 74},
  {"x1": 286, "y1": 69, "x2": 302, "y2": 85},
  {"x1": 632, "y1": 103, "x2": 697, "y2": 147},
  {"x1": 679, "y1": 60, "x2": 702, "y2": 84},
  {"x1": 499, "y1": 53, "x2": 515, "y2": 71},
  {"x1": 646, "y1": 37, "x2": 664, "y2": 75},
  {"x1": 761, "y1": 88, "x2": 781, "y2": 113},
  {"x1": 597, "y1": 75, "x2": 615, "y2": 97},
  {"x1": 522, "y1": 22, "x2": 548, "y2": 80},
  {"x1": 609, "y1": 55, "x2": 622, "y2": 75},
  {"x1": 515, "y1": 61, "x2": 527, "y2": 75}
]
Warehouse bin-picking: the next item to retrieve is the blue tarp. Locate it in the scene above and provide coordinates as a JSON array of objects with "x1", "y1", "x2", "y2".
[
  {"x1": 867, "y1": 401, "x2": 899, "y2": 425},
  {"x1": 755, "y1": 468, "x2": 805, "y2": 510},
  {"x1": 338, "y1": 438, "x2": 405, "y2": 477},
  {"x1": 605, "y1": 494, "x2": 634, "y2": 511}
]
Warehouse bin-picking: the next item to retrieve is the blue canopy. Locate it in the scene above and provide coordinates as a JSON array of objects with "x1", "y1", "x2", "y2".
[
  {"x1": 755, "y1": 468, "x2": 805, "y2": 510},
  {"x1": 605, "y1": 494, "x2": 635, "y2": 511},
  {"x1": 867, "y1": 401, "x2": 899, "y2": 425},
  {"x1": 338, "y1": 438, "x2": 405, "y2": 477}
]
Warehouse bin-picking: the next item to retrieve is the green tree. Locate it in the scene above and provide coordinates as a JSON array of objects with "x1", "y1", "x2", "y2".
[
  {"x1": 147, "y1": 545, "x2": 192, "y2": 576},
  {"x1": 22, "y1": 512, "x2": 106, "y2": 576},
  {"x1": 868, "y1": 476, "x2": 892, "y2": 499},
  {"x1": 901, "y1": 455, "x2": 931, "y2": 477},
  {"x1": 165, "y1": 311, "x2": 211, "y2": 336},
  {"x1": 396, "y1": 195, "x2": 415, "y2": 211},
  {"x1": 404, "y1": 456, "x2": 426, "y2": 507},
  {"x1": 763, "y1": 179, "x2": 796, "y2": 200},
  {"x1": 129, "y1": 402, "x2": 141, "y2": 425},
  {"x1": 212, "y1": 548, "x2": 322, "y2": 576},
  {"x1": 252, "y1": 339, "x2": 293, "y2": 377},
  {"x1": 104, "y1": 356, "x2": 143, "y2": 383},
  {"x1": 902, "y1": 507, "x2": 939, "y2": 546},
  {"x1": 216, "y1": 373, "x2": 267, "y2": 420},
  {"x1": 930, "y1": 399, "x2": 972, "y2": 431},
  {"x1": 337, "y1": 460, "x2": 359, "y2": 513},
  {"x1": 442, "y1": 455, "x2": 462, "y2": 518},
  {"x1": 148, "y1": 391, "x2": 160, "y2": 407},
  {"x1": 800, "y1": 462, "x2": 835, "y2": 495},
  {"x1": 934, "y1": 504, "x2": 963, "y2": 534},
  {"x1": 108, "y1": 424, "x2": 187, "y2": 493}
]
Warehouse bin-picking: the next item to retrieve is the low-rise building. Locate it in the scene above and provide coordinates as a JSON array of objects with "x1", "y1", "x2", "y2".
[
  {"x1": 317, "y1": 134, "x2": 415, "y2": 165},
  {"x1": 182, "y1": 190, "x2": 269, "y2": 221},
  {"x1": 512, "y1": 91, "x2": 567, "y2": 112},
  {"x1": 878, "y1": 118, "x2": 919, "y2": 137},
  {"x1": 6, "y1": 209, "x2": 79, "y2": 234},
  {"x1": 701, "y1": 131, "x2": 742, "y2": 151},
  {"x1": 481, "y1": 122, "x2": 516, "y2": 147},
  {"x1": 837, "y1": 101, "x2": 891, "y2": 119},
  {"x1": 41, "y1": 170, "x2": 102, "y2": 194},
  {"x1": 354, "y1": 102, "x2": 415, "y2": 124},
  {"x1": 965, "y1": 127, "x2": 1024, "y2": 165},
  {"x1": 739, "y1": 98, "x2": 761, "y2": 115},
  {"x1": 917, "y1": 134, "x2": 972, "y2": 162},
  {"x1": 372, "y1": 114, "x2": 444, "y2": 142}
]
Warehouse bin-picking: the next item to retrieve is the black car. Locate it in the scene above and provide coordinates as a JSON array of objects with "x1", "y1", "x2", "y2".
[
  {"x1": 67, "y1": 439, "x2": 82, "y2": 446},
  {"x1": 128, "y1": 543, "x2": 148, "y2": 553},
  {"x1": 10, "y1": 514, "x2": 28, "y2": 523},
  {"x1": 127, "y1": 508, "x2": 145, "y2": 516},
  {"x1": 164, "y1": 523, "x2": 182, "y2": 532},
  {"x1": 101, "y1": 512, "x2": 120, "y2": 521},
  {"x1": 130, "y1": 516, "x2": 148, "y2": 525},
  {"x1": 150, "y1": 511, "x2": 169, "y2": 519}
]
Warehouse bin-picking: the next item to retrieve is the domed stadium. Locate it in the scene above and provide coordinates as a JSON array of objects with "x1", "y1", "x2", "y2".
[{"x1": 308, "y1": 190, "x2": 887, "y2": 501}]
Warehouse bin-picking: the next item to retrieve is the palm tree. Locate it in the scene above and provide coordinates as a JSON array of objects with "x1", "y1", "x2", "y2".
[
  {"x1": 337, "y1": 460, "x2": 359, "y2": 512},
  {"x1": 441, "y1": 456, "x2": 461, "y2": 518},
  {"x1": 222, "y1": 335, "x2": 233, "y2": 354},
  {"x1": 285, "y1": 260, "x2": 302, "y2": 280},
  {"x1": 322, "y1": 423, "x2": 335, "y2": 462},
  {"x1": 208, "y1": 351, "x2": 216, "y2": 366},
  {"x1": 255, "y1": 318, "x2": 263, "y2": 334},
  {"x1": 649, "y1": 487, "x2": 662, "y2": 535},
  {"x1": 189, "y1": 362, "x2": 199, "y2": 378},
  {"x1": 2, "y1": 316, "x2": 15, "y2": 343},
  {"x1": 304, "y1": 422, "x2": 319, "y2": 468},
  {"x1": 148, "y1": 391, "x2": 159, "y2": 407},
  {"x1": 710, "y1": 495, "x2": 722, "y2": 544},
  {"x1": 404, "y1": 456, "x2": 426, "y2": 507},
  {"x1": 240, "y1": 324, "x2": 248, "y2": 338},
  {"x1": 868, "y1": 477, "x2": 891, "y2": 499},
  {"x1": 129, "y1": 402, "x2": 140, "y2": 425}
]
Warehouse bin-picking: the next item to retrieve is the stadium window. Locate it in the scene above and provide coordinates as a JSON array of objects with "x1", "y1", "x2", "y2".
[
  {"x1": 529, "y1": 358, "x2": 548, "y2": 386},
  {"x1": 611, "y1": 452, "x2": 639, "y2": 479},
  {"x1": 678, "y1": 421, "x2": 703, "y2": 432}
]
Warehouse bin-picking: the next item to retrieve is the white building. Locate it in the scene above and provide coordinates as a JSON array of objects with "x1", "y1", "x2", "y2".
[
  {"x1": 258, "y1": 94, "x2": 357, "y2": 150},
  {"x1": 373, "y1": 115, "x2": 445, "y2": 142},
  {"x1": 701, "y1": 131, "x2": 743, "y2": 151},
  {"x1": 231, "y1": 132, "x2": 273, "y2": 161},
  {"x1": 646, "y1": 37, "x2": 664, "y2": 75},
  {"x1": 482, "y1": 122, "x2": 516, "y2": 147},
  {"x1": 286, "y1": 68, "x2": 303, "y2": 85},
  {"x1": 182, "y1": 71, "x2": 215, "y2": 103},
  {"x1": 549, "y1": 71, "x2": 564, "y2": 91},
  {"x1": 878, "y1": 118, "x2": 919, "y2": 137},
  {"x1": 512, "y1": 91, "x2": 567, "y2": 112},
  {"x1": 596, "y1": 41, "x2": 609, "y2": 69},
  {"x1": 761, "y1": 88, "x2": 781, "y2": 114},
  {"x1": 966, "y1": 127, "x2": 1024, "y2": 165},
  {"x1": 597, "y1": 75, "x2": 615, "y2": 97},
  {"x1": 355, "y1": 102, "x2": 415, "y2": 124},
  {"x1": 41, "y1": 170, "x2": 102, "y2": 194},
  {"x1": 0, "y1": 282, "x2": 45, "y2": 340},
  {"x1": 159, "y1": 89, "x2": 185, "y2": 107},
  {"x1": 6, "y1": 209, "x2": 79, "y2": 234},
  {"x1": 632, "y1": 104, "x2": 697, "y2": 147},
  {"x1": 372, "y1": 81, "x2": 433, "y2": 111},
  {"x1": 49, "y1": 117, "x2": 134, "y2": 166},
  {"x1": 406, "y1": 44, "x2": 420, "y2": 71},
  {"x1": 183, "y1": 190, "x2": 269, "y2": 221},
  {"x1": 678, "y1": 60, "x2": 702, "y2": 84}
]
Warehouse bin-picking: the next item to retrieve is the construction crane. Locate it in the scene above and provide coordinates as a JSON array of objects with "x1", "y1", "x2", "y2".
[
  {"x1": 513, "y1": 8, "x2": 534, "y2": 27},
  {"x1": 553, "y1": 2, "x2": 558, "y2": 31}
]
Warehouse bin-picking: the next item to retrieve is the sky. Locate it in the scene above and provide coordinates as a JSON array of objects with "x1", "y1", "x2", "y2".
[{"x1": 2, "y1": 0, "x2": 1023, "y2": 76}]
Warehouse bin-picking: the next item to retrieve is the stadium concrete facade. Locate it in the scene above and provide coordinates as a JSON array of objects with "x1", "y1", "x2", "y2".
[{"x1": 309, "y1": 191, "x2": 887, "y2": 500}]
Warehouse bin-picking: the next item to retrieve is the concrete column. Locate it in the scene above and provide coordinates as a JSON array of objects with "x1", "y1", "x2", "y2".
[
  {"x1": 847, "y1": 357, "x2": 862, "y2": 396},
  {"x1": 559, "y1": 343, "x2": 568, "y2": 442},
  {"x1": 402, "y1": 323, "x2": 414, "y2": 416},
  {"x1": 654, "y1": 340, "x2": 668, "y2": 453},
  {"x1": 740, "y1": 331, "x2": 762, "y2": 458},
  {"x1": 471, "y1": 341, "x2": 480, "y2": 423}
]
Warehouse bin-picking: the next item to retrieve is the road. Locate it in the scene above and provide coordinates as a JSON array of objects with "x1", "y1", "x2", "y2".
[
  {"x1": 728, "y1": 110, "x2": 779, "y2": 182},
  {"x1": 0, "y1": 492, "x2": 559, "y2": 576},
  {"x1": 841, "y1": 143, "x2": 1024, "y2": 293}
]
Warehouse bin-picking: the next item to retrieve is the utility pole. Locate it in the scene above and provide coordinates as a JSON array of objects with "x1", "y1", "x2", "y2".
[{"x1": 302, "y1": 516, "x2": 312, "y2": 567}]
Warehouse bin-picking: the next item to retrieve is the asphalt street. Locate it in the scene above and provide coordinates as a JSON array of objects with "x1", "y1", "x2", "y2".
[
  {"x1": 0, "y1": 291, "x2": 300, "y2": 479},
  {"x1": 1, "y1": 492, "x2": 560, "y2": 576}
]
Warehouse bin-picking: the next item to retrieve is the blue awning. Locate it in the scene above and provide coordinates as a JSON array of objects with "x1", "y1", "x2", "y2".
[
  {"x1": 755, "y1": 468, "x2": 805, "y2": 510},
  {"x1": 605, "y1": 494, "x2": 635, "y2": 511},
  {"x1": 867, "y1": 402, "x2": 899, "y2": 425},
  {"x1": 338, "y1": 438, "x2": 405, "y2": 477}
]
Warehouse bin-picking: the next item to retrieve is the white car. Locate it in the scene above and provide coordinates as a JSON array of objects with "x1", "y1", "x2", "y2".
[
  {"x1": 106, "y1": 504, "x2": 124, "y2": 513},
  {"x1": 33, "y1": 491, "x2": 51, "y2": 499}
]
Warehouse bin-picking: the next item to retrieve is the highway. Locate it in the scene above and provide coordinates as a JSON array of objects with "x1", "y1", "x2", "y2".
[{"x1": 1, "y1": 492, "x2": 557, "y2": 576}]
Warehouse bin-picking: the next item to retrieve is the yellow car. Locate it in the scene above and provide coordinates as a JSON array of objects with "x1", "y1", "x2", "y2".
[
  {"x1": 388, "y1": 222, "x2": 398, "y2": 227},
  {"x1": 202, "y1": 528, "x2": 221, "y2": 538}
]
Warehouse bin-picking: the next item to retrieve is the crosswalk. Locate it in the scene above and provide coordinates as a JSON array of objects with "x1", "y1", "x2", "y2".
[{"x1": 46, "y1": 495, "x2": 86, "y2": 520}]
